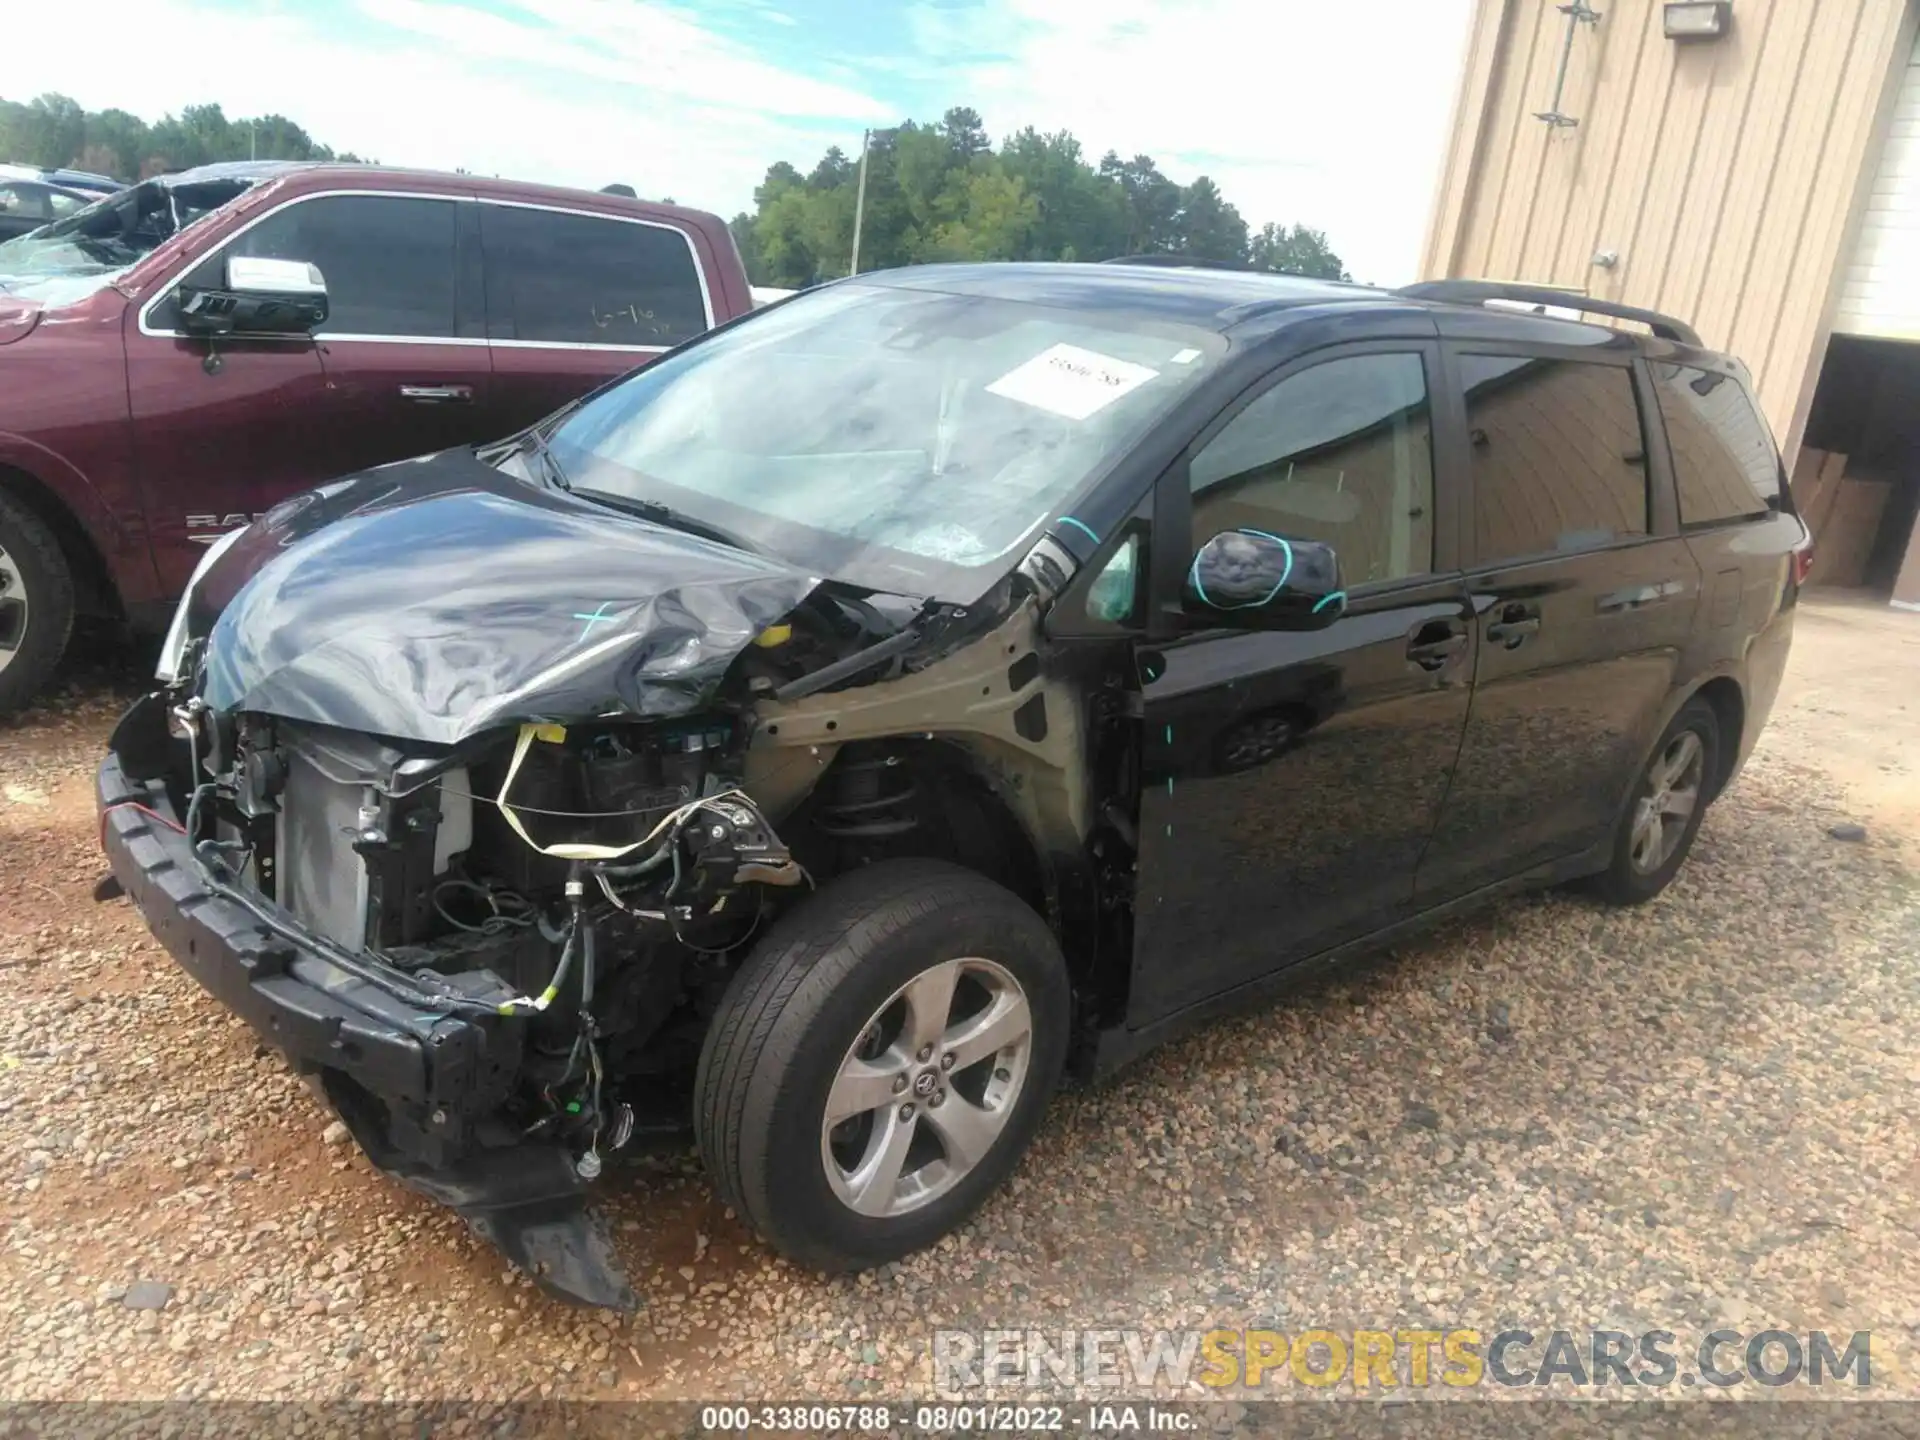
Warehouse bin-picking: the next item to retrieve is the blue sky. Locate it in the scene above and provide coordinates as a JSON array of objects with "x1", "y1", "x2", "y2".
[{"x1": 18, "y1": 0, "x2": 1472, "y2": 283}]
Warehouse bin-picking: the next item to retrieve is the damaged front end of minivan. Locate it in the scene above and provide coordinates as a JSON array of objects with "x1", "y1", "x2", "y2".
[{"x1": 96, "y1": 455, "x2": 1122, "y2": 1308}]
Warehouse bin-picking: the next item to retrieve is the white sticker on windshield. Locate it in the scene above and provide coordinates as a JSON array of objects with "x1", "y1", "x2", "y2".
[
  {"x1": 1171, "y1": 347, "x2": 1201, "y2": 364},
  {"x1": 986, "y1": 344, "x2": 1159, "y2": 421}
]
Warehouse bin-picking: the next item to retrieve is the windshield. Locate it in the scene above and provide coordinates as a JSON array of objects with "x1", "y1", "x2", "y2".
[
  {"x1": 0, "y1": 176, "x2": 253, "y2": 292},
  {"x1": 545, "y1": 281, "x2": 1222, "y2": 601}
]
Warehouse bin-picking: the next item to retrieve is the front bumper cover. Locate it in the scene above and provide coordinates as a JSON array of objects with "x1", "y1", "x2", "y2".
[{"x1": 97, "y1": 745, "x2": 636, "y2": 1309}]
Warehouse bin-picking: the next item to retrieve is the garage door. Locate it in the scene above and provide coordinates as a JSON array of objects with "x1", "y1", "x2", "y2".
[{"x1": 1836, "y1": 31, "x2": 1920, "y2": 338}]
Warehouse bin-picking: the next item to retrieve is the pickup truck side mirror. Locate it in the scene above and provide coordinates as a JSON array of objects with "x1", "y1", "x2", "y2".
[
  {"x1": 178, "y1": 255, "x2": 329, "y2": 338},
  {"x1": 1183, "y1": 528, "x2": 1345, "y2": 631}
]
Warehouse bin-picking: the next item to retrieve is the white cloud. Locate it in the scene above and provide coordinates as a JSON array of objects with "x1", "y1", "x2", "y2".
[
  {"x1": 359, "y1": 0, "x2": 889, "y2": 122},
  {"x1": 904, "y1": 0, "x2": 1474, "y2": 284},
  {"x1": 9, "y1": 0, "x2": 1470, "y2": 281},
  {"x1": 4, "y1": 0, "x2": 874, "y2": 220}
]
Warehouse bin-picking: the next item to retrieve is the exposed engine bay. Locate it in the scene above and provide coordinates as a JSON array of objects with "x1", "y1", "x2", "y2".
[
  {"x1": 176, "y1": 586, "x2": 919, "y2": 1147},
  {"x1": 104, "y1": 531, "x2": 1126, "y2": 1307}
]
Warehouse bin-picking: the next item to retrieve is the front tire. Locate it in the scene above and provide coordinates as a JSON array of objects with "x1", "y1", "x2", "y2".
[
  {"x1": 695, "y1": 859, "x2": 1070, "y2": 1273},
  {"x1": 1588, "y1": 697, "x2": 1720, "y2": 906},
  {"x1": 0, "y1": 491, "x2": 76, "y2": 716}
]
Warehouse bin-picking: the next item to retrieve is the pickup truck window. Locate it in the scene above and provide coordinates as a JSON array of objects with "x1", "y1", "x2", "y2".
[
  {"x1": 149, "y1": 194, "x2": 460, "y2": 338},
  {"x1": 169, "y1": 194, "x2": 460, "y2": 339},
  {"x1": 480, "y1": 204, "x2": 708, "y2": 347}
]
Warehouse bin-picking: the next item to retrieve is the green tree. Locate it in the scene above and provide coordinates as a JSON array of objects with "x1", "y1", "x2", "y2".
[
  {"x1": 729, "y1": 212, "x2": 765, "y2": 285},
  {"x1": 1172, "y1": 176, "x2": 1247, "y2": 263},
  {"x1": 999, "y1": 128, "x2": 1127, "y2": 261},
  {"x1": 939, "y1": 106, "x2": 990, "y2": 160},
  {"x1": 82, "y1": 109, "x2": 151, "y2": 178},
  {"x1": 1248, "y1": 222, "x2": 1350, "y2": 280},
  {"x1": 1098, "y1": 152, "x2": 1182, "y2": 254},
  {"x1": 12, "y1": 93, "x2": 87, "y2": 168},
  {"x1": 923, "y1": 170, "x2": 1037, "y2": 260}
]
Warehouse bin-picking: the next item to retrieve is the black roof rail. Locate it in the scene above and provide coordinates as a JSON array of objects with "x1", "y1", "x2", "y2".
[
  {"x1": 1395, "y1": 280, "x2": 1701, "y2": 348},
  {"x1": 1100, "y1": 253, "x2": 1255, "y2": 272}
]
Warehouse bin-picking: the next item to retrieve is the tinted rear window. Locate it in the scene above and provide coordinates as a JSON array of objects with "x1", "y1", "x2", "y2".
[
  {"x1": 1651, "y1": 363, "x2": 1782, "y2": 524},
  {"x1": 481, "y1": 205, "x2": 707, "y2": 347},
  {"x1": 1460, "y1": 354, "x2": 1650, "y2": 562}
]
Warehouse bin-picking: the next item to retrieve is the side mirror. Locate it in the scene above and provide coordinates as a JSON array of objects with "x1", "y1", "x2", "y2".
[
  {"x1": 178, "y1": 255, "x2": 329, "y2": 338},
  {"x1": 1184, "y1": 528, "x2": 1345, "y2": 630}
]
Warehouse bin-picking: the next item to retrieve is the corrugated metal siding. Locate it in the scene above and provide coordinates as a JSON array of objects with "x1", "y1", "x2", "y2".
[
  {"x1": 1422, "y1": 0, "x2": 1915, "y2": 458},
  {"x1": 1836, "y1": 31, "x2": 1920, "y2": 335}
]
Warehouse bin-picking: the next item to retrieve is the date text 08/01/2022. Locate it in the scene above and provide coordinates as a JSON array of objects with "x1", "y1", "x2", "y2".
[{"x1": 697, "y1": 1404, "x2": 1199, "y2": 1432}]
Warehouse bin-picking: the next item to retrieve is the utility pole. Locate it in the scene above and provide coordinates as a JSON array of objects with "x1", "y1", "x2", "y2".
[{"x1": 849, "y1": 128, "x2": 870, "y2": 276}]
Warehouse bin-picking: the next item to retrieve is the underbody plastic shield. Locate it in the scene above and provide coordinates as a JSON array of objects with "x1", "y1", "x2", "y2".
[{"x1": 320, "y1": 1071, "x2": 636, "y2": 1310}]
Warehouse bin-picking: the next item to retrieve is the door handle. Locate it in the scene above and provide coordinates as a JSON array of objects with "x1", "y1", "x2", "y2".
[
  {"x1": 1486, "y1": 603, "x2": 1541, "y2": 648},
  {"x1": 399, "y1": 384, "x2": 473, "y2": 403},
  {"x1": 1597, "y1": 579, "x2": 1684, "y2": 613},
  {"x1": 1406, "y1": 619, "x2": 1467, "y2": 671}
]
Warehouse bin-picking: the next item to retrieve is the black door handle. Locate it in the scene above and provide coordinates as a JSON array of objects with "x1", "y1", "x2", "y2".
[
  {"x1": 1406, "y1": 619, "x2": 1467, "y2": 671},
  {"x1": 1487, "y1": 604, "x2": 1541, "y2": 648}
]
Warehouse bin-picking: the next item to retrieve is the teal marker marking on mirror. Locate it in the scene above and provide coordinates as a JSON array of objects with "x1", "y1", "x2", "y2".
[
  {"x1": 1057, "y1": 516, "x2": 1100, "y2": 545},
  {"x1": 572, "y1": 601, "x2": 617, "y2": 642},
  {"x1": 1312, "y1": 590, "x2": 1348, "y2": 615}
]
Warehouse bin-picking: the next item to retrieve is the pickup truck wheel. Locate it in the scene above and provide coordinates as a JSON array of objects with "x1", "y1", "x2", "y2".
[
  {"x1": 1588, "y1": 698, "x2": 1720, "y2": 906},
  {"x1": 0, "y1": 492, "x2": 75, "y2": 716},
  {"x1": 695, "y1": 859, "x2": 1070, "y2": 1273}
]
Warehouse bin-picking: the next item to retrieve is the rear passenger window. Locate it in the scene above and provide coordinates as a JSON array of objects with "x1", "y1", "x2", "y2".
[
  {"x1": 221, "y1": 195, "x2": 458, "y2": 338},
  {"x1": 1188, "y1": 353, "x2": 1434, "y2": 587},
  {"x1": 1651, "y1": 363, "x2": 1781, "y2": 524},
  {"x1": 482, "y1": 206, "x2": 708, "y2": 347},
  {"x1": 1461, "y1": 355, "x2": 1648, "y2": 561}
]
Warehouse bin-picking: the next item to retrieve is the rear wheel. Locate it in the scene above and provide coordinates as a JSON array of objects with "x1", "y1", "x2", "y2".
[
  {"x1": 0, "y1": 491, "x2": 75, "y2": 716},
  {"x1": 1588, "y1": 698, "x2": 1719, "y2": 905},
  {"x1": 695, "y1": 859, "x2": 1069, "y2": 1272}
]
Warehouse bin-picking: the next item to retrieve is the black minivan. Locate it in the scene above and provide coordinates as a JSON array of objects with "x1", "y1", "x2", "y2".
[{"x1": 99, "y1": 266, "x2": 1808, "y2": 1307}]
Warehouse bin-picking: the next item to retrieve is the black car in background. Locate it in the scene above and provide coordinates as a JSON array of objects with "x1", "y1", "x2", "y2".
[
  {"x1": 0, "y1": 175, "x2": 92, "y2": 240},
  {"x1": 98, "y1": 265, "x2": 1809, "y2": 1308}
]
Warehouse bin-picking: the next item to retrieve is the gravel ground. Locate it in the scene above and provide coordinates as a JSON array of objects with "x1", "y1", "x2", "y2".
[{"x1": 2, "y1": 600, "x2": 1918, "y2": 1407}]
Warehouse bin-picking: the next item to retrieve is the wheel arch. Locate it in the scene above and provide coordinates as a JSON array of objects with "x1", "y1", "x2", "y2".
[
  {"x1": 783, "y1": 736, "x2": 1114, "y2": 1007},
  {"x1": 0, "y1": 458, "x2": 122, "y2": 619},
  {"x1": 1690, "y1": 675, "x2": 1746, "y2": 800}
]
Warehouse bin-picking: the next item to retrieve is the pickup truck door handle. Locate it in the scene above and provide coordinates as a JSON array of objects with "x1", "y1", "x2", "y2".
[
  {"x1": 1406, "y1": 618, "x2": 1468, "y2": 671},
  {"x1": 1486, "y1": 602, "x2": 1541, "y2": 648},
  {"x1": 1597, "y1": 579, "x2": 1685, "y2": 613},
  {"x1": 398, "y1": 384, "x2": 473, "y2": 403}
]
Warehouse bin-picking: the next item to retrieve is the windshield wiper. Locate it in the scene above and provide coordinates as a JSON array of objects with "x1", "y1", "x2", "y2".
[
  {"x1": 571, "y1": 488, "x2": 766, "y2": 557},
  {"x1": 485, "y1": 402, "x2": 585, "y2": 486},
  {"x1": 523, "y1": 427, "x2": 572, "y2": 492}
]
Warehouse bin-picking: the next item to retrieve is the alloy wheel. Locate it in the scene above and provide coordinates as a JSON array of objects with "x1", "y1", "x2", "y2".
[
  {"x1": 0, "y1": 543, "x2": 26, "y2": 680},
  {"x1": 821, "y1": 958, "x2": 1033, "y2": 1218},
  {"x1": 1220, "y1": 715, "x2": 1295, "y2": 771},
  {"x1": 1629, "y1": 729, "x2": 1704, "y2": 874}
]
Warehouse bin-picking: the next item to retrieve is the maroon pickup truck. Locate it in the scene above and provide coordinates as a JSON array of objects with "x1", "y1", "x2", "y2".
[{"x1": 0, "y1": 161, "x2": 754, "y2": 710}]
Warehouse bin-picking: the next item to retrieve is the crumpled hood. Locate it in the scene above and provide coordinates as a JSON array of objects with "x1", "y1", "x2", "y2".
[{"x1": 191, "y1": 449, "x2": 820, "y2": 744}]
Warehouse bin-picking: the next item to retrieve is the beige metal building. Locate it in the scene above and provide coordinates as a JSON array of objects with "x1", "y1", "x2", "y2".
[{"x1": 1423, "y1": 0, "x2": 1920, "y2": 608}]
